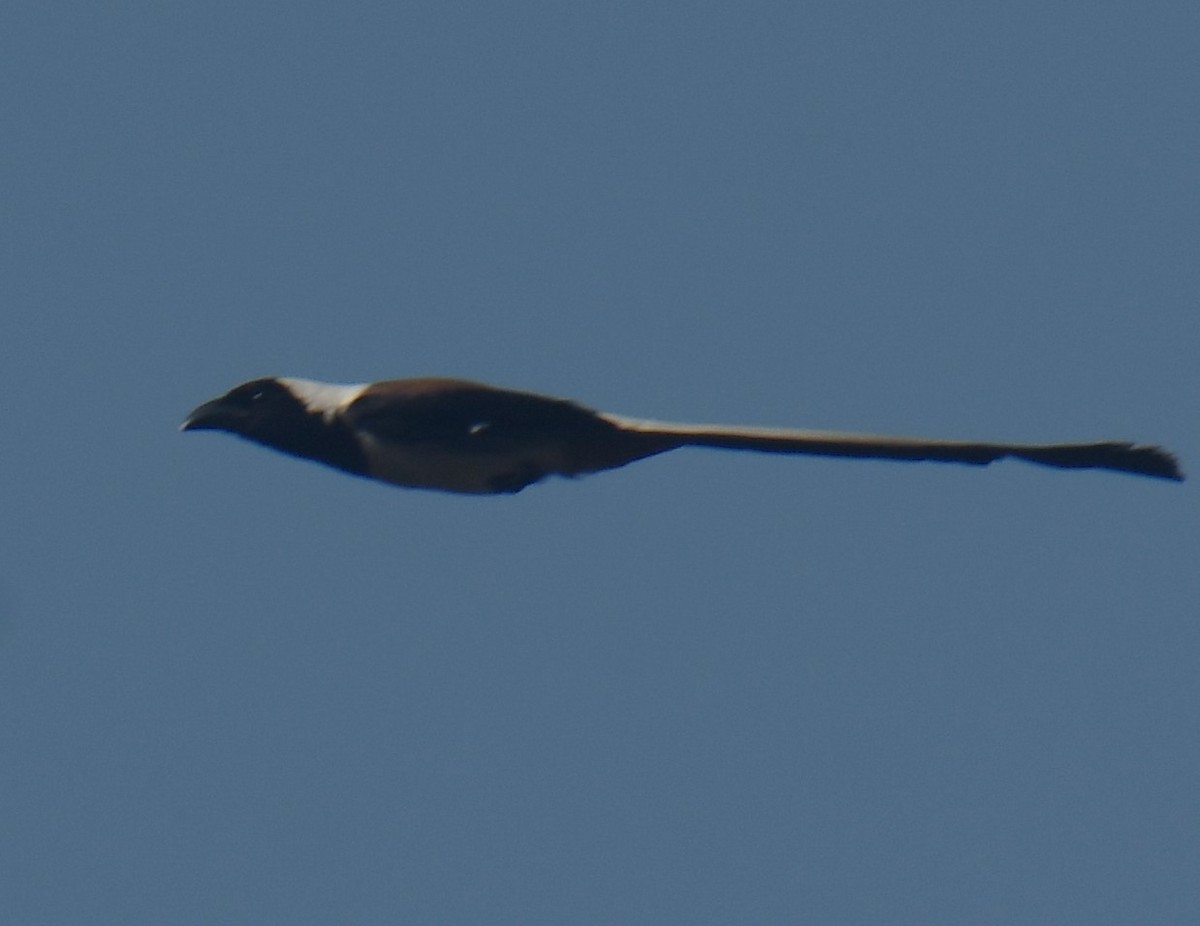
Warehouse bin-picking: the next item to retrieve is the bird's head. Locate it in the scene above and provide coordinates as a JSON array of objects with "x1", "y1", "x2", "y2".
[
  {"x1": 182, "y1": 377, "x2": 369, "y2": 476},
  {"x1": 182, "y1": 378, "x2": 308, "y2": 443}
]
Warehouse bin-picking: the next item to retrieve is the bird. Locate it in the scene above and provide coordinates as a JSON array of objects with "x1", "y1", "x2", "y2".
[{"x1": 181, "y1": 376, "x2": 1183, "y2": 494}]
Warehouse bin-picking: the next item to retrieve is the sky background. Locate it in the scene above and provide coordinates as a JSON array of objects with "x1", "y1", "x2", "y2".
[{"x1": 2, "y1": 3, "x2": 1197, "y2": 923}]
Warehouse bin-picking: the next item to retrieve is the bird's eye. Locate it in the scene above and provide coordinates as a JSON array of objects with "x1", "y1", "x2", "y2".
[{"x1": 228, "y1": 387, "x2": 269, "y2": 410}]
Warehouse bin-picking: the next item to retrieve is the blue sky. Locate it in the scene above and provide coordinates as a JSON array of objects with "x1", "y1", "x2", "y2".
[{"x1": 2, "y1": 3, "x2": 1197, "y2": 923}]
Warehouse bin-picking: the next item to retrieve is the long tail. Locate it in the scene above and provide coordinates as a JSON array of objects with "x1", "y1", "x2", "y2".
[{"x1": 601, "y1": 414, "x2": 1183, "y2": 482}]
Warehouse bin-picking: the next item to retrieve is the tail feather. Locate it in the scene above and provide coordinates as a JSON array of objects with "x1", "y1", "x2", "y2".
[{"x1": 601, "y1": 415, "x2": 1184, "y2": 482}]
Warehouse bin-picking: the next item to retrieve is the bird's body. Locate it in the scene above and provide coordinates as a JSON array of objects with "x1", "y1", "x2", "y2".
[{"x1": 182, "y1": 376, "x2": 1184, "y2": 494}]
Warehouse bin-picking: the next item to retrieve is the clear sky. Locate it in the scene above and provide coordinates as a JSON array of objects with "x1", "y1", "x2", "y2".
[{"x1": 2, "y1": 3, "x2": 1197, "y2": 923}]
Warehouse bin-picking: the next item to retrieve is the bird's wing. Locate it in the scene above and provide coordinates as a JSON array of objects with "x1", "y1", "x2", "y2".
[{"x1": 343, "y1": 379, "x2": 622, "y2": 447}]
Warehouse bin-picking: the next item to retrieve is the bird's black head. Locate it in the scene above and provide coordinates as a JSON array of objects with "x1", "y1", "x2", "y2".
[
  {"x1": 182, "y1": 378, "x2": 306, "y2": 439},
  {"x1": 182, "y1": 378, "x2": 368, "y2": 476}
]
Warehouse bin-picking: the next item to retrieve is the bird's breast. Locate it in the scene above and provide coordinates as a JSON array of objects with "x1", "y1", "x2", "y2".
[{"x1": 357, "y1": 436, "x2": 570, "y2": 494}]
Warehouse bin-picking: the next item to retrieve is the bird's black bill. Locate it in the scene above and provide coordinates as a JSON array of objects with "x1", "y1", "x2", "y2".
[{"x1": 181, "y1": 398, "x2": 245, "y2": 433}]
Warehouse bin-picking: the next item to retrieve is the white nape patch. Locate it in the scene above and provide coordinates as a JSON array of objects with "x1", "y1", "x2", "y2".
[{"x1": 278, "y1": 377, "x2": 369, "y2": 420}]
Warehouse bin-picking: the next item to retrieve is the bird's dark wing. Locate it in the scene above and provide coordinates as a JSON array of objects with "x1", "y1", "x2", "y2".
[{"x1": 342, "y1": 379, "x2": 624, "y2": 449}]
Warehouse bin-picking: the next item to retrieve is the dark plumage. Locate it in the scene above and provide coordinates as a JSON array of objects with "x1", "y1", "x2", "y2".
[{"x1": 182, "y1": 377, "x2": 1184, "y2": 494}]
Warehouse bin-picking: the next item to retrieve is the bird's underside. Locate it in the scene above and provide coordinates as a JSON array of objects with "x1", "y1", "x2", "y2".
[{"x1": 182, "y1": 377, "x2": 1184, "y2": 494}]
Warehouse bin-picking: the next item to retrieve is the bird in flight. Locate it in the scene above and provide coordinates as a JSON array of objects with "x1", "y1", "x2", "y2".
[{"x1": 182, "y1": 377, "x2": 1183, "y2": 494}]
